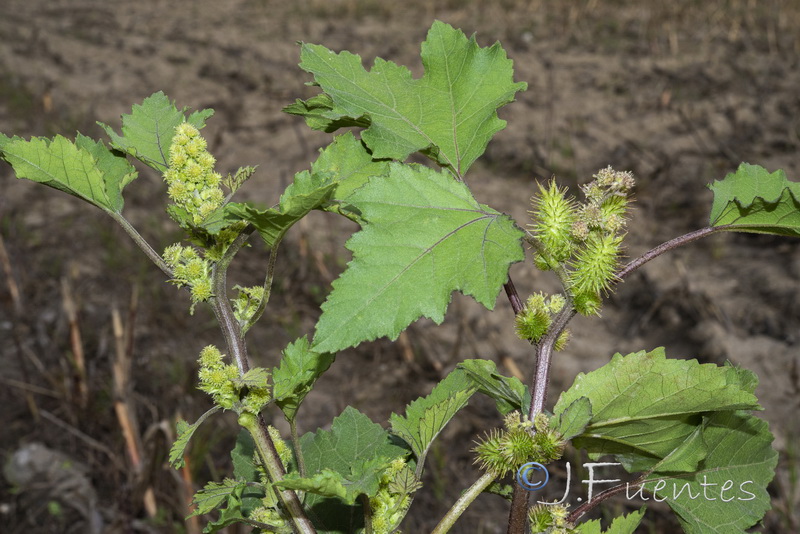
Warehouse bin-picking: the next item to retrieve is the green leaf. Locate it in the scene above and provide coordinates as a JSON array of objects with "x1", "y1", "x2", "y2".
[
  {"x1": 298, "y1": 407, "x2": 408, "y2": 532},
  {"x1": 577, "y1": 507, "x2": 646, "y2": 534},
  {"x1": 277, "y1": 457, "x2": 389, "y2": 505},
  {"x1": 458, "y1": 358, "x2": 528, "y2": 415},
  {"x1": 554, "y1": 396, "x2": 592, "y2": 441},
  {"x1": 234, "y1": 367, "x2": 270, "y2": 389},
  {"x1": 284, "y1": 93, "x2": 369, "y2": 132},
  {"x1": 189, "y1": 478, "x2": 245, "y2": 517},
  {"x1": 169, "y1": 405, "x2": 222, "y2": 468},
  {"x1": 225, "y1": 170, "x2": 336, "y2": 247},
  {"x1": 0, "y1": 134, "x2": 137, "y2": 213},
  {"x1": 312, "y1": 163, "x2": 525, "y2": 353},
  {"x1": 272, "y1": 336, "x2": 335, "y2": 422},
  {"x1": 644, "y1": 411, "x2": 777, "y2": 534},
  {"x1": 311, "y1": 132, "x2": 391, "y2": 209},
  {"x1": 708, "y1": 163, "x2": 800, "y2": 236},
  {"x1": 552, "y1": 348, "x2": 760, "y2": 472},
  {"x1": 231, "y1": 430, "x2": 258, "y2": 482},
  {"x1": 389, "y1": 368, "x2": 477, "y2": 467},
  {"x1": 298, "y1": 20, "x2": 526, "y2": 177},
  {"x1": 98, "y1": 91, "x2": 213, "y2": 172}
]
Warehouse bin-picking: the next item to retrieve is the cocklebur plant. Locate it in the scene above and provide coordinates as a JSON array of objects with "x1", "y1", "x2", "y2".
[{"x1": 0, "y1": 19, "x2": 792, "y2": 534}]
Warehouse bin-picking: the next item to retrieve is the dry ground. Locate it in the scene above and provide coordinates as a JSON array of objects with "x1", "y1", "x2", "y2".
[{"x1": 1, "y1": 1, "x2": 799, "y2": 532}]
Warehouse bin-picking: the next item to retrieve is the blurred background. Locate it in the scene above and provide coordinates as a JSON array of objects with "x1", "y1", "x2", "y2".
[{"x1": 1, "y1": 1, "x2": 798, "y2": 532}]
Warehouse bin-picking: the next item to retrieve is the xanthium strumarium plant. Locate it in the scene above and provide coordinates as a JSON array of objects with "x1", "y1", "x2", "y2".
[{"x1": 1, "y1": 20, "x2": 790, "y2": 534}]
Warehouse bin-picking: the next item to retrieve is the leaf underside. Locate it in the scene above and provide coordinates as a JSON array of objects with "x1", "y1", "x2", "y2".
[{"x1": 708, "y1": 162, "x2": 800, "y2": 236}]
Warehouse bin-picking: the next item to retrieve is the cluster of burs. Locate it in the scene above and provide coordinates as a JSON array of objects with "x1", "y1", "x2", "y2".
[{"x1": 516, "y1": 167, "x2": 635, "y2": 347}]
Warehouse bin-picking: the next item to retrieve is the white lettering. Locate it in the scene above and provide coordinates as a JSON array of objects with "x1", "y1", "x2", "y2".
[{"x1": 582, "y1": 462, "x2": 621, "y2": 502}]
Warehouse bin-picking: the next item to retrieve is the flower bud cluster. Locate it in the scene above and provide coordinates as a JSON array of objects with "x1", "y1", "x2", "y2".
[
  {"x1": 514, "y1": 293, "x2": 569, "y2": 350},
  {"x1": 163, "y1": 243, "x2": 213, "y2": 313},
  {"x1": 369, "y1": 458, "x2": 417, "y2": 534},
  {"x1": 473, "y1": 411, "x2": 565, "y2": 477},
  {"x1": 268, "y1": 425, "x2": 292, "y2": 469},
  {"x1": 164, "y1": 122, "x2": 225, "y2": 225},
  {"x1": 233, "y1": 285, "x2": 265, "y2": 324},
  {"x1": 528, "y1": 168, "x2": 634, "y2": 316},
  {"x1": 196, "y1": 345, "x2": 271, "y2": 415},
  {"x1": 528, "y1": 503, "x2": 576, "y2": 534}
]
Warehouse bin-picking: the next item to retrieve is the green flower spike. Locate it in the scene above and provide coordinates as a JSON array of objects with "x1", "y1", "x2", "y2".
[
  {"x1": 529, "y1": 180, "x2": 576, "y2": 269},
  {"x1": 164, "y1": 122, "x2": 225, "y2": 225}
]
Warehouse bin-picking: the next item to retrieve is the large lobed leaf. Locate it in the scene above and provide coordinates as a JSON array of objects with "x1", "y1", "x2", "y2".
[
  {"x1": 552, "y1": 348, "x2": 760, "y2": 472},
  {"x1": 99, "y1": 91, "x2": 213, "y2": 172},
  {"x1": 312, "y1": 163, "x2": 524, "y2": 353},
  {"x1": 648, "y1": 411, "x2": 777, "y2": 534},
  {"x1": 0, "y1": 133, "x2": 137, "y2": 214},
  {"x1": 296, "y1": 20, "x2": 527, "y2": 178},
  {"x1": 708, "y1": 163, "x2": 800, "y2": 236}
]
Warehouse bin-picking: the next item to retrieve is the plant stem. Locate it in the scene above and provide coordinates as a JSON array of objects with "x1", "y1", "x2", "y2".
[
  {"x1": 243, "y1": 237, "x2": 281, "y2": 333},
  {"x1": 360, "y1": 494, "x2": 374, "y2": 534},
  {"x1": 617, "y1": 225, "x2": 730, "y2": 280},
  {"x1": 431, "y1": 471, "x2": 497, "y2": 534},
  {"x1": 290, "y1": 418, "x2": 307, "y2": 478},
  {"x1": 209, "y1": 232, "x2": 316, "y2": 534},
  {"x1": 566, "y1": 477, "x2": 646, "y2": 524},
  {"x1": 108, "y1": 211, "x2": 172, "y2": 277}
]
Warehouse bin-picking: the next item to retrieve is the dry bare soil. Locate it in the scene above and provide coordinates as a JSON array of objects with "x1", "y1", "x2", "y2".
[{"x1": 1, "y1": 1, "x2": 799, "y2": 533}]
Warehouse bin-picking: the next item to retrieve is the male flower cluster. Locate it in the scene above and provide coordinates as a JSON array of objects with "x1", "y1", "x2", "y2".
[
  {"x1": 163, "y1": 243, "x2": 212, "y2": 313},
  {"x1": 163, "y1": 122, "x2": 225, "y2": 224}
]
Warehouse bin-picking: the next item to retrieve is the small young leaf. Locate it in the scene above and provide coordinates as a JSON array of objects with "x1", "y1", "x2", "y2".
[
  {"x1": 708, "y1": 163, "x2": 800, "y2": 236},
  {"x1": 169, "y1": 405, "x2": 222, "y2": 468},
  {"x1": 389, "y1": 368, "x2": 477, "y2": 467},
  {"x1": 312, "y1": 163, "x2": 525, "y2": 353},
  {"x1": 458, "y1": 358, "x2": 528, "y2": 415},
  {"x1": 577, "y1": 507, "x2": 646, "y2": 534},
  {"x1": 234, "y1": 367, "x2": 270, "y2": 389},
  {"x1": 225, "y1": 170, "x2": 336, "y2": 247},
  {"x1": 0, "y1": 134, "x2": 137, "y2": 214},
  {"x1": 298, "y1": 21, "x2": 527, "y2": 177},
  {"x1": 272, "y1": 336, "x2": 335, "y2": 422},
  {"x1": 98, "y1": 91, "x2": 213, "y2": 171},
  {"x1": 647, "y1": 411, "x2": 777, "y2": 534},
  {"x1": 554, "y1": 396, "x2": 592, "y2": 441},
  {"x1": 189, "y1": 478, "x2": 245, "y2": 517}
]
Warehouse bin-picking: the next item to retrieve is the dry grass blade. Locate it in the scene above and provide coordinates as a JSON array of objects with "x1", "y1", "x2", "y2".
[{"x1": 61, "y1": 275, "x2": 88, "y2": 408}]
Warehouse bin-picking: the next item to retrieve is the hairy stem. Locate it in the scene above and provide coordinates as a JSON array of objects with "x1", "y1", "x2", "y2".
[
  {"x1": 617, "y1": 226, "x2": 729, "y2": 280},
  {"x1": 432, "y1": 471, "x2": 497, "y2": 534},
  {"x1": 210, "y1": 232, "x2": 316, "y2": 534},
  {"x1": 108, "y1": 211, "x2": 172, "y2": 277},
  {"x1": 243, "y1": 237, "x2": 281, "y2": 333},
  {"x1": 566, "y1": 476, "x2": 647, "y2": 524},
  {"x1": 290, "y1": 418, "x2": 307, "y2": 479}
]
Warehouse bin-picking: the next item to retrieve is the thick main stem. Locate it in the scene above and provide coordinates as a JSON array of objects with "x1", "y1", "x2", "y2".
[{"x1": 210, "y1": 234, "x2": 316, "y2": 534}]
